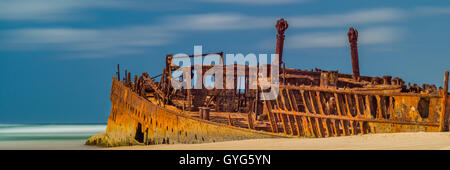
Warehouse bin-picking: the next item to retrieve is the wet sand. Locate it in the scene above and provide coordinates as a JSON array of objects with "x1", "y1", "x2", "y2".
[
  {"x1": 0, "y1": 139, "x2": 98, "y2": 150},
  {"x1": 106, "y1": 132, "x2": 450, "y2": 150}
]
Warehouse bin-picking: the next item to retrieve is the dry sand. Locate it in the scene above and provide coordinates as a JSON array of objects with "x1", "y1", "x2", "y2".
[{"x1": 106, "y1": 132, "x2": 450, "y2": 150}]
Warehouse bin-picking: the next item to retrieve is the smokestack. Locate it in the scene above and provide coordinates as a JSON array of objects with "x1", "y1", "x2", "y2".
[
  {"x1": 276, "y1": 18, "x2": 288, "y2": 70},
  {"x1": 347, "y1": 27, "x2": 360, "y2": 79}
]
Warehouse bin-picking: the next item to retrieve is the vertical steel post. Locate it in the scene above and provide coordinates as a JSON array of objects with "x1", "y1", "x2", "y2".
[
  {"x1": 347, "y1": 27, "x2": 360, "y2": 79},
  {"x1": 124, "y1": 69, "x2": 127, "y2": 82},
  {"x1": 117, "y1": 64, "x2": 120, "y2": 80},
  {"x1": 128, "y1": 72, "x2": 131, "y2": 85},
  {"x1": 440, "y1": 71, "x2": 449, "y2": 131},
  {"x1": 276, "y1": 18, "x2": 288, "y2": 72}
]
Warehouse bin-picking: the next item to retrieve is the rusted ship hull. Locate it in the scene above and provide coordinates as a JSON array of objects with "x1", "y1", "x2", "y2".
[
  {"x1": 86, "y1": 76, "x2": 449, "y2": 147},
  {"x1": 267, "y1": 85, "x2": 448, "y2": 137},
  {"x1": 86, "y1": 18, "x2": 449, "y2": 147},
  {"x1": 86, "y1": 79, "x2": 283, "y2": 147}
]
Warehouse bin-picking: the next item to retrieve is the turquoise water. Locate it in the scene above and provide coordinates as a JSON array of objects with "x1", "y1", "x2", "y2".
[{"x1": 0, "y1": 124, "x2": 106, "y2": 149}]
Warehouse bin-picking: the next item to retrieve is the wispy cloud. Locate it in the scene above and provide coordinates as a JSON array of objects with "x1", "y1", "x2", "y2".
[
  {"x1": 0, "y1": 0, "x2": 133, "y2": 21},
  {"x1": 415, "y1": 7, "x2": 450, "y2": 15},
  {"x1": 0, "y1": 0, "x2": 182, "y2": 22},
  {"x1": 1, "y1": 26, "x2": 174, "y2": 58},
  {"x1": 160, "y1": 8, "x2": 406, "y2": 31},
  {"x1": 287, "y1": 27, "x2": 403, "y2": 48},
  {"x1": 288, "y1": 8, "x2": 406, "y2": 28},
  {"x1": 196, "y1": 0, "x2": 308, "y2": 5},
  {"x1": 358, "y1": 27, "x2": 402, "y2": 45},
  {"x1": 163, "y1": 13, "x2": 275, "y2": 31},
  {"x1": 0, "y1": 5, "x2": 445, "y2": 58},
  {"x1": 0, "y1": 8, "x2": 408, "y2": 59}
]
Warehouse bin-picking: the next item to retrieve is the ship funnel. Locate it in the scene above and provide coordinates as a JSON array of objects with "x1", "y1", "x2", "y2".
[{"x1": 347, "y1": 27, "x2": 360, "y2": 79}]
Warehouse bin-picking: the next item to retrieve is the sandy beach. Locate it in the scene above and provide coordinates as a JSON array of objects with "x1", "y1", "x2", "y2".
[
  {"x1": 0, "y1": 139, "x2": 99, "y2": 150},
  {"x1": 105, "y1": 132, "x2": 450, "y2": 150},
  {"x1": 1, "y1": 132, "x2": 448, "y2": 150}
]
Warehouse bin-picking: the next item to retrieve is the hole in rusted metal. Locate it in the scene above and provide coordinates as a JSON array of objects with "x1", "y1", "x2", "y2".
[
  {"x1": 134, "y1": 123, "x2": 144, "y2": 143},
  {"x1": 348, "y1": 95, "x2": 357, "y2": 117},
  {"x1": 418, "y1": 98, "x2": 430, "y2": 118},
  {"x1": 382, "y1": 96, "x2": 390, "y2": 119},
  {"x1": 370, "y1": 96, "x2": 378, "y2": 118},
  {"x1": 357, "y1": 95, "x2": 365, "y2": 116},
  {"x1": 144, "y1": 128, "x2": 149, "y2": 145}
]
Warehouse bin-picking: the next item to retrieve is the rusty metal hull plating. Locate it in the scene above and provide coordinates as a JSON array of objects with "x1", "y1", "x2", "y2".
[{"x1": 86, "y1": 79, "x2": 282, "y2": 147}]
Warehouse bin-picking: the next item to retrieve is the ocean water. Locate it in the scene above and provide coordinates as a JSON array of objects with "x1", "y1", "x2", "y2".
[{"x1": 0, "y1": 124, "x2": 106, "y2": 150}]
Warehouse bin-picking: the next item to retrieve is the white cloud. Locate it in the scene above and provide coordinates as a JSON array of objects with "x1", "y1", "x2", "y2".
[
  {"x1": 287, "y1": 32, "x2": 346, "y2": 48},
  {"x1": 288, "y1": 8, "x2": 406, "y2": 28},
  {"x1": 196, "y1": 0, "x2": 307, "y2": 5},
  {"x1": 0, "y1": 8, "x2": 407, "y2": 58},
  {"x1": 0, "y1": 6, "x2": 434, "y2": 58},
  {"x1": 0, "y1": 0, "x2": 159, "y2": 21},
  {"x1": 159, "y1": 8, "x2": 406, "y2": 31},
  {"x1": 359, "y1": 27, "x2": 402, "y2": 45},
  {"x1": 287, "y1": 27, "x2": 402, "y2": 48},
  {"x1": 163, "y1": 13, "x2": 275, "y2": 31},
  {"x1": 2, "y1": 26, "x2": 174, "y2": 58}
]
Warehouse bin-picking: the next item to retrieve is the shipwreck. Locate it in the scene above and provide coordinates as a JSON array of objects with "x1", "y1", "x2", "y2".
[{"x1": 86, "y1": 19, "x2": 450, "y2": 147}]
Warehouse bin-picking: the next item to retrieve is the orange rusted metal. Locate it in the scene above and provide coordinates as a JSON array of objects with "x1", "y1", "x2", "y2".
[{"x1": 85, "y1": 78, "x2": 282, "y2": 146}]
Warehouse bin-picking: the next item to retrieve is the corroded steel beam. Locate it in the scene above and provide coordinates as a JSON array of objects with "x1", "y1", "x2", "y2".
[
  {"x1": 143, "y1": 76, "x2": 166, "y2": 100},
  {"x1": 279, "y1": 84, "x2": 440, "y2": 97},
  {"x1": 272, "y1": 110, "x2": 439, "y2": 126},
  {"x1": 171, "y1": 52, "x2": 223, "y2": 60}
]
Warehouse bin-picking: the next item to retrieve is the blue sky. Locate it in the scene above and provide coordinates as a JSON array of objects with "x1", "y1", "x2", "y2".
[{"x1": 0, "y1": 0, "x2": 449, "y2": 123}]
